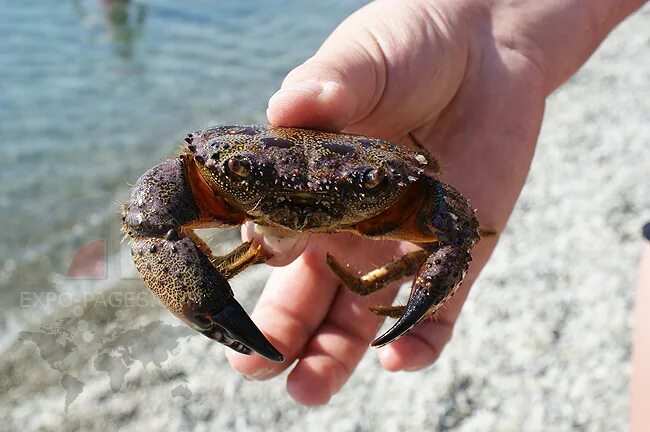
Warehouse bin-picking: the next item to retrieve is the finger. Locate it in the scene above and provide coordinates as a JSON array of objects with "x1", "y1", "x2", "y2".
[
  {"x1": 378, "y1": 319, "x2": 453, "y2": 372},
  {"x1": 225, "y1": 236, "x2": 342, "y2": 378},
  {"x1": 240, "y1": 221, "x2": 310, "y2": 267},
  {"x1": 284, "y1": 285, "x2": 395, "y2": 404},
  {"x1": 266, "y1": 79, "x2": 355, "y2": 132},
  {"x1": 284, "y1": 241, "x2": 414, "y2": 405},
  {"x1": 226, "y1": 233, "x2": 402, "y2": 378},
  {"x1": 267, "y1": 0, "x2": 468, "y2": 137},
  {"x1": 377, "y1": 234, "x2": 499, "y2": 371}
]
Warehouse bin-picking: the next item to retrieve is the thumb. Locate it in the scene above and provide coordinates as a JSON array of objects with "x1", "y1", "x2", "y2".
[{"x1": 266, "y1": 0, "x2": 468, "y2": 138}]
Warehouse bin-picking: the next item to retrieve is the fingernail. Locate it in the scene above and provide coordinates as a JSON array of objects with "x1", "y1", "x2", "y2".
[
  {"x1": 268, "y1": 81, "x2": 323, "y2": 111},
  {"x1": 268, "y1": 80, "x2": 342, "y2": 109},
  {"x1": 242, "y1": 367, "x2": 275, "y2": 381}
]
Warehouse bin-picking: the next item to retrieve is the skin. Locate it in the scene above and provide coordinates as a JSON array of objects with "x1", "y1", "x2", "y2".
[
  {"x1": 225, "y1": 0, "x2": 647, "y2": 405},
  {"x1": 631, "y1": 241, "x2": 650, "y2": 432}
]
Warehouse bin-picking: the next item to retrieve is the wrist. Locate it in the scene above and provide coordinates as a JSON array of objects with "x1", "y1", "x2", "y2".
[
  {"x1": 589, "y1": 0, "x2": 647, "y2": 30},
  {"x1": 533, "y1": 0, "x2": 645, "y2": 92},
  {"x1": 457, "y1": 0, "x2": 646, "y2": 94}
]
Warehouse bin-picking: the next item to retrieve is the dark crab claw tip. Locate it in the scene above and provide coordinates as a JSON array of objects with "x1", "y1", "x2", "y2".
[
  {"x1": 370, "y1": 295, "x2": 433, "y2": 348},
  {"x1": 209, "y1": 298, "x2": 284, "y2": 363}
]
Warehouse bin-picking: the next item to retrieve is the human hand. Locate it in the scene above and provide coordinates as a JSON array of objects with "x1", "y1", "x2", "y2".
[{"x1": 227, "y1": 0, "x2": 643, "y2": 405}]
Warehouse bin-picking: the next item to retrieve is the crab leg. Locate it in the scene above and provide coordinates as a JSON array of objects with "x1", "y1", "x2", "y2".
[
  {"x1": 370, "y1": 179, "x2": 480, "y2": 347},
  {"x1": 371, "y1": 243, "x2": 472, "y2": 347},
  {"x1": 326, "y1": 249, "x2": 429, "y2": 296},
  {"x1": 122, "y1": 158, "x2": 283, "y2": 362},
  {"x1": 182, "y1": 230, "x2": 267, "y2": 279},
  {"x1": 214, "y1": 242, "x2": 267, "y2": 279}
]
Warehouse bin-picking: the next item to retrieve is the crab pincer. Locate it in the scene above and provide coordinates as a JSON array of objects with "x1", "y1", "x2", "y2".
[{"x1": 122, "y1": 158, "x2": 283, "y2": 362}]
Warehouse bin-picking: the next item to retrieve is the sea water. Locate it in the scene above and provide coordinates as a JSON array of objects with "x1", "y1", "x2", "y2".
[{"x1": 0, "y1": 0, "x2": 365, "y2": 349}]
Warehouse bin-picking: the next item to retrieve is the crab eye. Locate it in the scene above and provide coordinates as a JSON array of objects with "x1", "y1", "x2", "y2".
[
  {"x1": 362, "y1": 167, "x2": 385, "y2": 189},
  {"x1": 225, "y1": 157, "x2": 251, "y2": 178}
]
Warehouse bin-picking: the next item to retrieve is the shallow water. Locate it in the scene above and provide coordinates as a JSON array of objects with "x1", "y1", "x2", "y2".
[{"x1": 0, "y1": 0, "x2": 365, "y2": 344}]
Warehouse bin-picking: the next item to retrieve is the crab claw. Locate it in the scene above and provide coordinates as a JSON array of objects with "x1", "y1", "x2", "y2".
[
  {"x1": 198, "y1": 298, "x2": 284, "y2": 362},
  {"x1": 370, "y1": 293, "x2": 433, "y2": 347},
  {"x1": 123, "y1": 157, "x2": 284, "y2": 361},
  {"x1": 129, "y1": 235, "x2": 284, "y2": 362},
  {"x1": 371, "y1": 244, "x2": 469, "y2": 347}
]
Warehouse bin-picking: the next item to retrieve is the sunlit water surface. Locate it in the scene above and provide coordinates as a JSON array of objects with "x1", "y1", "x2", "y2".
[{"x1": 0, "y1": 0, "x2": 365, "y2": 347}]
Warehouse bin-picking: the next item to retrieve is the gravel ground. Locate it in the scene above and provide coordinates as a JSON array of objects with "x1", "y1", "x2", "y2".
[{"x1": 1, "y1": 5, "x2": 649, "y2": 432}]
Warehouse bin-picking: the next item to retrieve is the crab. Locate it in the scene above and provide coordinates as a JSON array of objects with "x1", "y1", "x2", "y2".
[{"x1": 121, "y1": 125, "x2": 485, "y2": 362}]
